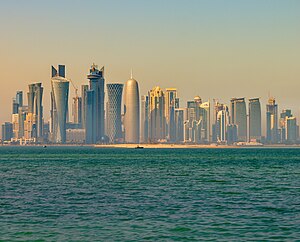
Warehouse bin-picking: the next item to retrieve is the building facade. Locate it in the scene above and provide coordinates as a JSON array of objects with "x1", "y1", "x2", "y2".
[
  {"x1": 106, "y1": 83, "x2": 123, "y2": 143},
  {"x1": 148, "y1": 86, "x2": 166, "y2": 142},
  {"x1": 266, "y1": 97, "x2": 278, "y2": 144},
  {"x1": 140, "y1": 95, "x2": 149, "y2": 143},
  {"x1": 230, "y1": 98, "x2": 247, "y2": 141},
  {"x1": 51, "y1": 76, "x2": 69, "y2": 143},
  {"x1": 123, "y1": 74, "x2": 140, "y2": 143},
  {"x1": 87, "y1": 64, "x2": 105, "y2": 141},
  {"x1": 249, "y1": 98, "x2": 261, "y2": 141},
  {"x1": 165, "y1": 88, "x2": 179, "y2": 142}
]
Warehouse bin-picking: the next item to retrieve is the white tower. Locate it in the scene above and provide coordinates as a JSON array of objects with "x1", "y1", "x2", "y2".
[{"x1": 124, "y1": 71, "x2": 140, "y2": 143}]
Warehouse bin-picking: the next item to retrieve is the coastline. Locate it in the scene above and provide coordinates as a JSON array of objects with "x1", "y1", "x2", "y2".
[
  {"x1": 2, "y1": 143, "x2": 300, "y2": 149},
  {"x1": 94, "y1": 144, "x2": 300, "y2": 149}
]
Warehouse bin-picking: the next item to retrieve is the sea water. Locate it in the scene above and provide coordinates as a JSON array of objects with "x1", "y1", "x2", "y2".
[{"x1": 0, "y1": 147, "x2": 299, "y2": 241}]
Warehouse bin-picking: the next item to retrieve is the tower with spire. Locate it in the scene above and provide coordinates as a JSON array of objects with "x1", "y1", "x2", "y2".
[{"x1": 123, "y1": 70, "x2": 140, "y2": 143}]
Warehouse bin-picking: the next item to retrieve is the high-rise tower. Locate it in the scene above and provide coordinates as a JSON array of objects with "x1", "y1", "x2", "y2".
[
  {"x1": 85, "y1": 90, "x2": 96, "y2": 144},
  {"x1": 230, "y1": 98, "x2": 247, "y2": 141},
  {"x1": 106, "y1": 83, "x2": 123, "y2": 143},
  {"x1": 87, "y1": 64, "x2": 105, "y2": 141},
  {"x1": 51, "y1": 72, "x2": 69, "y2": 143},
  {"x1": 148, "y1": 86, "x2": 165, "y2": 142},
  {"x1": 123, "y1": 72, "x2": 140, "y2": 143},
  {"x1": 27, "y1": 83, "x2": 44, "y2": 140},
  {"x1": 249, "y1": 98, "x2": 261, "y2": 141},
  {"x1": 81, "y1": 84, "x2": 88, "y2": 129},
  {"x1": 217, "y1": 106, "x2": 229, "y2": 142},
  {"x1": 266, "y1": 97, "x2": 278, "y2": 143},
  {"x1": 165, "y1": 88, "x2": 179, "y2": 142},
  {"x1": 140, "y1": 95, "x2": 149, "y2": 143}
]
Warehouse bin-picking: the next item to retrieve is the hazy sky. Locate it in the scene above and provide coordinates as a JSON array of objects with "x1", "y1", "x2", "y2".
[{"x1": 1, "y1": 0, "x2": 300, "y2": 126}]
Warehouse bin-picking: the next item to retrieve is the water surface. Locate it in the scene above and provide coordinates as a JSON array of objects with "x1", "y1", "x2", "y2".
[{"x1": 0, "y1": 147, "x2": 299, "y2": 241}]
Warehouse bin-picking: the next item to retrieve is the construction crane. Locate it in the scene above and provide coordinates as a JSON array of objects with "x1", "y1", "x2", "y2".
[{"x1": 68, "y1": 78, "x2": 79, "y2": 98}]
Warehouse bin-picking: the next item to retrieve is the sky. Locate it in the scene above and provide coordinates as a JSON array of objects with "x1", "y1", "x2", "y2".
[{"x1": 0, "y1": 0, "x2": 300, "y2": 127}]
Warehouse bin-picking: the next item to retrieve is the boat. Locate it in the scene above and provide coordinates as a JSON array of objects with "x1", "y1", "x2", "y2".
[{"x1": 135, "y1": 145, "x2": 144, "y2": 149}]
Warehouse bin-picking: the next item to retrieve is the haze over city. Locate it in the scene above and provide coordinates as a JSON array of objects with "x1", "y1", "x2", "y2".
[
  {"x1": 1, "y1": 0, "x2": 300, "y2": 126},
  {"x1": 1, "y1": 2, "x2": 300, "y2": 241}
]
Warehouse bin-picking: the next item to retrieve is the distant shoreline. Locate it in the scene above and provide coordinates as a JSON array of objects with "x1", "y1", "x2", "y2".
[
  {"x1": 2, "y1": 144, "x2": 300, "y2": 149},
  {"x1": 94, "y1": 144, "x2": 300, "y2": 149}
]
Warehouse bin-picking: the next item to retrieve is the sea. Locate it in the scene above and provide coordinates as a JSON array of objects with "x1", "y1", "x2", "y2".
[{"x1": 0, "y1": 146, "x2": 299, "y2": 241}]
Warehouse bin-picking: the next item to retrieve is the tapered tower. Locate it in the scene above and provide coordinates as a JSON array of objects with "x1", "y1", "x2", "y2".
[{"x1": 124, "y1": 71, "x2": 140, "y2": 143}]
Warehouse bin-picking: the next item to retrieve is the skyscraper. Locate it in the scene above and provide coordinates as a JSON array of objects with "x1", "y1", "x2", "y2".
[
  {"x1": 27, "y1": 83, "x2": 44, "y2": 140},
  {"x1": 50, "y1": 65, "x2": 66, "y2": 141},
  {"x1": 51, "y1": 76, "x2": 69, "y2": 143},
  {"x1": 140, "y1": 95, "x2": 149, "y2": 143},
  {"x1": 230, "y1": 98, "x2": 247, "y2": 141},
  {"x1": 175, "y1": 108, "x2": 185, "y2": 143},
  {"x1": 184, "y1": 96, "x2": 209, "y2": 143},
  {"x1": 165, "y1": 88, "x2": 179, "y2": 142},
  {"x1": 16, "y1": 91, "x2": 23, "y2": 107},
  {"x1": 12, "y1": 91, "x2": 23, "y2": 114},
  {"x1": 81, "y1": 84, "x2": 88, "y2": 129},
  {"x1": 266, "y1": 97, "x2": 278, "y2": 144},
  {"x1": 72, "y1": 96, "x2": 82, "y2": 125},
  {"x1": 2, "y1": 122, "x2": 13, "y2": 142},
  {"x1": 18, "y1": 106, "x2": 28, "y2": 139},
  {"x1": 216, "y1": 105, "x2": 229, "y2": 142},
  {"x1": 87, "y1": 64, "x2": 105, "y2": 141},
  {"x1": 249, "y1": 98, "x2": 261, "y2": 141},
  {"x1": 148, "y1": 86, "x2": 165, "y2": 142},
  {"x1": 106, "y1": 83, "x2": 123, "y2": 143},
  {"x1": 212, "y1": 100, "x2": 226, "y2": 142},
  {"x1": 279, "y1": 109, "x2": 293, "y2": 142},
  {"x1": 199, "y1": 101, "x2": 210, "y2": 143},
  {"x1": 286, "y1": 117, "x2": 297, "y2": 143},
  {"x1": 184, "y1": 99, "x2": 199, "y2": 143},
  {"x1": 85, "y1": 90, "x2": 96, "y2": 144},
  {"x1": 123, "y1": 72, "x2": 140, "y2": 143}
]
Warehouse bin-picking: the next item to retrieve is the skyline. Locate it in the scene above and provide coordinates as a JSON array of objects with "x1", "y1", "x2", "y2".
[
  {"x1": 3, "y1": 63, "x2": 299, "y2": 145},
  {"x1": 1, "y1": 0, "x2": 300, "y2": 126}
]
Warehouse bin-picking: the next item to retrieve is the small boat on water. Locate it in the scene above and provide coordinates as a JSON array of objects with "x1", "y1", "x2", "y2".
[{"x1": 135, "y1": 145, "x2": 144, "y2": 149}]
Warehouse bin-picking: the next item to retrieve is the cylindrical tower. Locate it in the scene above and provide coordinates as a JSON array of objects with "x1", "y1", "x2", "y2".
[
  {"x1": 124, "y1": 76, "x2": 140, "y2": 143},
  {"x1": 51, "y1": 76, "x2": 69, "y2": 143},
  {"x1": 106, "y1": 83, "x2": 123, "y2": 143}
]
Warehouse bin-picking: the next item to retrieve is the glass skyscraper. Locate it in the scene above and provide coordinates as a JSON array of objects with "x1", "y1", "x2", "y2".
[
  {"x1": 87, "y1": 64, "x2": 105, "y2": 142},
  {"x1": 106, "y1": 83, "x2": 123, "y2": 143},
  {"x1": 266, "y1": 97, "x2": 278, "y2": 144},
  {"x1": 249, "y1": 98, "x2": 261, "y2": 141},
  {"x1": 50, "y1": 65, "x2": 69, "y2": 143},
  {"x1": 148, "y1": 86, "x2": 165, "y2": 142},
  {"x1": 230, "y1": 98, "x2": 247, "y2": 142}
]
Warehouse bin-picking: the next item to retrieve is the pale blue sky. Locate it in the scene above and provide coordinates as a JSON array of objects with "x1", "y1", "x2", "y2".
[{"x1": 0, "y1": 0, "x2": 300, "y2": 124}]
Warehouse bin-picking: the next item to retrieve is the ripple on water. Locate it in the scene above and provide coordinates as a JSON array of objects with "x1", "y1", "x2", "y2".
[{"x1": 0, "y1": 147, "x2": 299, "y2": 241}]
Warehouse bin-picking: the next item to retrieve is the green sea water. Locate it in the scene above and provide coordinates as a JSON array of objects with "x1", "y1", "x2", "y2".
[{"x1": 0, "y1": 147, "x2": 299, "y2": 241}]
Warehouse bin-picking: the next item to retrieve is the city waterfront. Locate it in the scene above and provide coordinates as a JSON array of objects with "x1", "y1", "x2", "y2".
[{"x1": 0, "y1": 147, "x2": 299, "y2": 241}]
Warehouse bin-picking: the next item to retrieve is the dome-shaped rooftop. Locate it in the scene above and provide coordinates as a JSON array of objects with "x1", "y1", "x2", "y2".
[{"x1": 194, "y1": 95, "x2": 202, "y2": 101}]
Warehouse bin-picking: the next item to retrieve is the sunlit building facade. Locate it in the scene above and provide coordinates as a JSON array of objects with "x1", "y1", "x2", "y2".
[
  {"x1": 123, "y1": 74, "x2": 140, "y2": 143},
  {"x1": 51, "y1": 76, "x2": 69, "y2": 143},
  {"x1": 249, "y1": 98, "x2": 261, "y2": 141},
  {"x1": 140, "y1": 95, "x2": 149, "y2": 143},
  {"x1": 148, "y1": 86, "x2": 165, "y2": 142},
  {"x1": 266, "y1": 97, "x2": 278, "y2": 144},
  {"x1": 87, "y1": 64, "x2": 105, "y2": 141},
  {"x1": 230, "y1": 98, "x2": 247, "y2": 141},
  {"x1": 165, "y1": 88, "x2": 179, "y2": 142}
]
